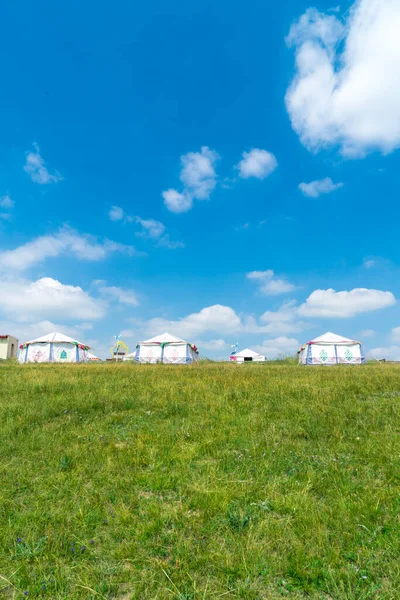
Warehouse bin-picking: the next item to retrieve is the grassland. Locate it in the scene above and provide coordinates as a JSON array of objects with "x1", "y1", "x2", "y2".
[{"x1": 1, "y1": 362, "x2": 400, "y2": 599}]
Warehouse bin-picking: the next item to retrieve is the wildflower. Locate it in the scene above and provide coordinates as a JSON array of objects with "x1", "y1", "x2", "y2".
[
  {"x1": 16, "y1": 537, "x2": 23, "y2": 543},
  {"x1": 80, "y1": 545, "x2": 87, "y2": 553},
  {"x1": 24, "y1": 593, "x2": 28, "y2": 596},
  {"x1": 90, "y1": 539, "x2": 95, "y2": 544}
]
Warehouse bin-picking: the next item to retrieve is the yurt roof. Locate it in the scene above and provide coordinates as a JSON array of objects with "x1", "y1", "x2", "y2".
[
  {"x1": 234, "y1": 347, "x2": 264, "y2": 358},
  {"x1": 86, "y1": 351, "x2": 100, "y2": 361},
  {"x1": 139, "y1": 332, "x2": 187, "y2": 345},
  {"x1": 300, "y1": 331, "x2": 360, "y2": 350},
  {"x1": 23, "y1": 331, "x2": 90, "y2": 349}
]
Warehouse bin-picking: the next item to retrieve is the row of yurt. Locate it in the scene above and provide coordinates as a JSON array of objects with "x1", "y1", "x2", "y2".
[
  {"x1": 18, "y1": 332, "x2": 100, "y2": 363},
  {"x1": 124, "y1": 332, "x2": 199, "y2": 364},
  {"x1": 228, "y1": 332, "x2": 365, "y2": 365}
]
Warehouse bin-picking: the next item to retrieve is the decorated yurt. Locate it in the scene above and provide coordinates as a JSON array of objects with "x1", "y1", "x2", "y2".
[
  {"x1": 298, "y1": 332, "x2": 365, "y2": 365},
  {"x1": 132, "y1": 332, "x2": 199, "y2": 364},
  {"x1": 18, "y1": 332, "x2": 91, "y2": 363},
  {"x1": 230, "y1": 348, "x2": 265, "y2": 362}
]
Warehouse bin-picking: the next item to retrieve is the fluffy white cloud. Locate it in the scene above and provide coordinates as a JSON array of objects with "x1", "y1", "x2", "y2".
[
  {"x1": 236, "y1": 149, "x2": 278, "y2": 179},
  {"x1": 253, "y1": 336, "x2": 300, "y2": 359},
  {"x1": 142, "y1": 304, "x2": 242, "y2": 339},
  {"x1": 162, "y1": 189, "x2": 192, "y2": 213},
  {"x1": 298, "y1": 288, "x2": 396, "y2": 318},
  {"x1": 109, "y1": 206, "x2": 124, "y2": 221},
  {"x1": 0, "y1": 277, "x2": 106, "y2": 322},
  {"x1": 180, "y1": 146, "x2": 219, "y2": 199},
  {"x1": 94, "y1": 281, "x2": 139, "y2": 306},
  {"x1": 247, "y1": 269, "x2": 297, "y2": 295},
  {"x1": 298, "y1": 177, "x2": 343, "y2": 198},
  {"x1": 260, "y1": 301, "x2": 307, "y2": 334},
  {"x1": 0, "y1": 227, "x2": 136, "y2": 272},
  {"x1": 285, "y1": 0, "x2": 400, "y2": 156},
  {"x1": 24, "y1": 143, "x2": 62, "y2": 184},
  {"x1": 163, "y1": 146, "x2": 219, "y2": 213},
  {"x1": 0, "y1": 195, "x2": 14, "y2": 209}
]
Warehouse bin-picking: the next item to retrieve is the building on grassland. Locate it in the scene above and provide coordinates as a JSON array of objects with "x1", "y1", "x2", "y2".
[{"x1": 0, "y1": 335, "x2": 19, "y2": 360}]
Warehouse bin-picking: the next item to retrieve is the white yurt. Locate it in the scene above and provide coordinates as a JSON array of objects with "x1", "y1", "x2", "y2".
[
  {"x1": 18, "y1": 332, "x2": 91, "y2": 363},
  {"x1": 131, "y1": 332, "x2": 199, "y2": 364},
  {"x1": 298, "y1": 331, "x2": 365, "y2": 365},
  {"x1": 230, "y1": 348, "x2": 265, "y2": 362}
]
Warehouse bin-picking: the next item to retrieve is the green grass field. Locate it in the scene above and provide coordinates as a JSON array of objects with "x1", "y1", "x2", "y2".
[{"x1": 1, "y1": 362, "x2": 400, "y2": 599}]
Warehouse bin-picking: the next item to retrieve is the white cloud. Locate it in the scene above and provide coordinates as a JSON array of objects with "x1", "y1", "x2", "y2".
[
  {"x1": 134, "y1": 217, "x2": 165, "y2": 239},
  {"x1": 0, "y1": 319, "x2": 95, "y2": 345},
  {"x1": 363, "y1": 258, "x2": 378, "y2": 268},
  {"x1": 247, "y1": 269, "x2": 297, "y2": 295},
  {"x1": 391, "y1": 326, "x2": 400, "y2": 342},
  {"x1": 298, "y1": 288, "x2": 396, "y2": 318},
  {"x1": 236, "y1": 149, "x2": 278, "y2": 179},
  {"x1": 368, "y1": 346, "x2": 400, "y2": 361},
  {"x1": 285, "y1": 1, "x2": 400, "y2": 156},
  {"x1": 359, "y1": 329, "x2": 376, "y2": 337},
  {"x1": 162, "y1": 189, "x2": 192, "y2": 213},
  {"x1": 108, "y1": 205, "x2": 183, "y2": 248},
  {"x1": 94, "y1": 281, "x2": 139, "y2": 306},
  {"x1": 24, "y1": 143, "x2": 62, "y2": 184},
  {"x1": 199, "y1": 339, "x2": 228, "y2": 351},
  {"x1": 253, "y1": 336, "x2": 300, "y2": 359},
  {"x1": 180, "y1": 146, "x2": 219, "y2": 199},
  {"x1": 137, "y1": 302, "x2": 306, "y2": 341},
  {"x1": 109, "y1": 206, "x2": 124, "y2": 221},
  {"x1": 0, "y1": 227, "x2": 136, "y2": 272},
  {"x1": 0, "y1": 195, "x2": 14, "y2": 209},
  {"x1": 0, "y1": 277, "x2": 106, "y2": 322},
  {"x1": 142, "y1": 304, "x2": 242, "y2": 340},
  {"x1": 298, "y1": 177, "x2": 343, "y2": 198},
  {"x1": 260, "y1": 300, "x2": 307, "y2": 334},
  {"x1": 163, "y1": 146, "x2": 219, "y2": 213}
]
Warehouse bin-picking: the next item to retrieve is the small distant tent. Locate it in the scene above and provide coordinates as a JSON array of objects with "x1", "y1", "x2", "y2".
[
  {"x1": 86, "y1": 351, "x2": 101, "y2": 362},
  {"x1": 18, "y1": 332, "x2": 91, "y2": 363},
  {"x1": 298, "y1": 331, "x2": 365, "y2": 365},
  {"x1": 230, "y1": 348, "x2": 265, "y2": 362},
  {"x1": 131, "y1": 332, "x2": 199, "y2": 364}
]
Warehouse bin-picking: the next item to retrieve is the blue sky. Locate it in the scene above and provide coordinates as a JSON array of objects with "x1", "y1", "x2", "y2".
[{"x1": 1, "y1": 0, "x2": 400, "y2": 359}]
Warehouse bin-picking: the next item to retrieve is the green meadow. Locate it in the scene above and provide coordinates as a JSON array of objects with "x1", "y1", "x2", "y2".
[{"x1": 1, "y1": 361, "x2": 400, "y2": 599}]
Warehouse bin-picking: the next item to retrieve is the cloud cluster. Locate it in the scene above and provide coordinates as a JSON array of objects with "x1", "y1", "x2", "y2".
[
  {"x1": 285, "y1": 0, "x2": 400, "y2": 156},
  {"x1": 24, "y1": 144, "x2": 62, "y2": 184},
  {"x1": 247, "y1": 270, "x2": 297, "y2": 295},
  {"x1": 108, "y1": 205, "x2": 183, "y2": 249},
  {"x1": 0, "y1": 277, "x2": 106, "y2": 323},
  {"x1": 253, "y1": 336, "x2": 300, "y2": 358},
  {"x1": 0, "y1": 227, "x2": 136, "y2": 272},
  {"x1": 0, "y1": 195, "x2": 15, "y2": 221},
  {"x1": 298, "y1": 177, "x2": 343, "y2": 198},
  {"x1": 297, "y1": 288, "x2": 395, "y2": 318},
  {"x1": 162, "y1": 146, "x2": 219, "y2": 213},
  {"x1": 94, "y1": 281, "x2": 139, "y2": 306}
]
